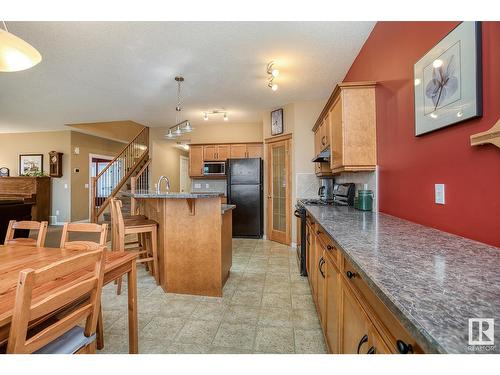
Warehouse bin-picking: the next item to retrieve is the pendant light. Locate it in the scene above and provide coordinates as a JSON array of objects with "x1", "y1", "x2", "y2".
[
  {"x1": 0, "y1": 21, "x2": 42, "y2": 72},
  {"x1": 165, "y1": 76, "x2": 194, "y2": 139}
]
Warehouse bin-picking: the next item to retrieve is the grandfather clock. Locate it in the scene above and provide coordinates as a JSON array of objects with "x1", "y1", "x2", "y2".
[{"x1": 49, "y1": 151, "x2": 63, "y2": 177}]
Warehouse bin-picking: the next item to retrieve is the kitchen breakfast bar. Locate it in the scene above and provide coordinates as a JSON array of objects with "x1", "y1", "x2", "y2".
[{"x1": 123, "y1": 191, "x2": 235, "y2": 297}]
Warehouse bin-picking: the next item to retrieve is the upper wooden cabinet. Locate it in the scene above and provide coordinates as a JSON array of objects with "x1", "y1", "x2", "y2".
[
  {"x1": 231, "y1": 143, "x2": 263, "y2": 159},
  {"x1": 203, "y1": 145, "x2": 229, "y2": 161},
  {"x1": 189, "y1": 145, "x2": 204, "y2": 177},
  {"x1": 312, "y1": 81, "x2": 377, "y2": 175}
]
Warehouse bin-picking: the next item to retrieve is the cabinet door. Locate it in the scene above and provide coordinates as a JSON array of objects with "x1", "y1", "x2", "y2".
[
  {"x1": 340, "y1": 282, "x2": 371, "y2": 354},
  {"x1": 314, "y1": 128, "x2": 322, "y2": 156},
  {"x1": 323, "y1": 114, "x2": 330, "y2": 148},
  {"x1": 305, "y1": 222, "x2": 313, "y2": 278},
  {"x1": 230, "y1": 144, "x2": 247, "y2": 158},
  {"x1": 203, "y1": 145, "x2": 217, "y2": 161},
  {"x1": 330, "y1": 97, "x2": 343, "y2": 171},
  {"x1": 246, "y1": 144, "x2": 263, "y2": 159},
  {"x1": 317, "y1": 248, "x2": 327, "y2": 328},
  {"x1": 216, "y1": 145, "x2": 230, "y2": 160},
  {"x1": 325, "y1": 255, "x2": 340, "y2": 353},
  {"x1": 367, "y1": 326, "x2": 392, "y2": 354},
  {"x1": 308, "y1": 225, "x2": 318, "y2": 298},
  {"x1": 189, "y1": 146, "x2": 204, "y2": 177},
  {"x1": 319, "y1": 117, "x2": 329, "y2": 151}
]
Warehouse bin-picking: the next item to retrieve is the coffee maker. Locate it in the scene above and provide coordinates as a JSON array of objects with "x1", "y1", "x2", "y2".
[{"x1": 318, "y1": 177, "x2": 335, "y2": 202}]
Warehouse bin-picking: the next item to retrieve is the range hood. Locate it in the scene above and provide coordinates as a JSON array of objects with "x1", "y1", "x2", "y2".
[{"x1": 312, "y1": 147, "x2": 331, "y2": 163}]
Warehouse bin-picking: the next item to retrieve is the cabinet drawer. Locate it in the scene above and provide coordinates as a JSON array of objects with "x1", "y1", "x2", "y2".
[
  {"x1": 315, "y1": 224, "x2": 339, "y2": 267},
  {"x1": 342, "y1": 257, "x2": 424, "y2": 354}
]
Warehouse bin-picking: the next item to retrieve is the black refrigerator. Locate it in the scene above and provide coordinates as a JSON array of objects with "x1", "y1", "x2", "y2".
[{"x1": 227, "y1": 158, "x2": 263, "y2": 238}]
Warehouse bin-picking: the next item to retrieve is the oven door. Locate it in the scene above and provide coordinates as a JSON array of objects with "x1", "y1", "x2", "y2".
[{"x1": 203, "y1": 162, "x2": 226, "y2": 176}]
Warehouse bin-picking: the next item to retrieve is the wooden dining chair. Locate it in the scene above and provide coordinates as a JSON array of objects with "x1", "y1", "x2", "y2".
[
  {"x1": 4, "y1": 220, "x2": 48, "y2": 247},
  {"x1": 60, "y1": 222, "x2": 108, "y2": 251},
  {"x1": 110, "y1": 198, "x2": 159, "y2": 294},
  {"x1": 7, "y1": 248, "x2": 105, "y2": 354}
]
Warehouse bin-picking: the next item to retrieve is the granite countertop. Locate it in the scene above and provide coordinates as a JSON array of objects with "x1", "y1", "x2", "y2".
[
  {"x1": 303, "y1": 204, "x2": 500, "y2": 354},
  {"x1": 221, "y1": 204, "x2": 236, "y2": 214},
  {"x1": 122, "y1": 190, "x2": 224, "y2": 199}
]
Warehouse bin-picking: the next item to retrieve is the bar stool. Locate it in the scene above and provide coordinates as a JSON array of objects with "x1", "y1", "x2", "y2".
[{"x1": 110, "y1": 198, "x2": 159, "y2": 295}]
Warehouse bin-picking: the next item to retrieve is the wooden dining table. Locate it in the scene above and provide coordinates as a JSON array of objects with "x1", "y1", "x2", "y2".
[{"x1": 0, "y1": 245, "x2": 139, "y2": 354}]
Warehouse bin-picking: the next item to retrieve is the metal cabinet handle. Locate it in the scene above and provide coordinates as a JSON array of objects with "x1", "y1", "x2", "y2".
[
  {"x1": 327, "y1": 244, "x2": 334, "y2": 251},
  {"x1": 367, "y1": 347, "x2": 376, "y2": 354},
  {"x1": 294, "y1": 210, "x2": 301, "y2": 218},
  {"x1": 346, "y1": 270, "x2": 356, "y2": 279},
  {"x1": 318, "y1": 257, "x2": 325, "y2": 278},
  {"x1": 316, "y1": 230, "x2": 321, "y2": 235},
  {"x1": 357, "y1": 334, "x2": 368, "y2": 354},
  {"x1": 396, "y1": 340, "x2": 414, "y2": 354}
]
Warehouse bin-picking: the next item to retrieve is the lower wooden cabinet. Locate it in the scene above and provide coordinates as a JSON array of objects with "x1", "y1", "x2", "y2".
[{"x1": 305, "y1": 214, "x2": 422, "y2": 354}]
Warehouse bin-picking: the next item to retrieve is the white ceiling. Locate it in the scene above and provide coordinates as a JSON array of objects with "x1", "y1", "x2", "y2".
[{"x1": 0, "y1": 22, "x2": 374, "y2": 133}]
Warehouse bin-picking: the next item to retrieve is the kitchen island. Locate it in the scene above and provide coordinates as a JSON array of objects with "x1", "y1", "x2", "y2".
[{"x1": 123, "y1": 191, "x2": 235, "y2": 297}]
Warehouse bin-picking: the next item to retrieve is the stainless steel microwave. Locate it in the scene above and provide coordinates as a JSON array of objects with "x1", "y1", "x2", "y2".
[{"x1": 203, "y1": 162, "x2": 226, "y2": 176}]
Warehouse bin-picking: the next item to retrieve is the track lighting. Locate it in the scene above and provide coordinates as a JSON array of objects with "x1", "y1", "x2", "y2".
[
  {"x1": 202, "y1": 110, "x2": 229, "y2": 122},
  {"x1": 267, "y1": 61, "x2": 280, "y2": 92}
]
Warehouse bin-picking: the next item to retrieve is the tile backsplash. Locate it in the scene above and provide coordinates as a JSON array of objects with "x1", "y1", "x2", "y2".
[
  {"x1": 191, "y1": 179, "x2": 227, "y2": 195},
  {"x1": 334, "y1": 169, "x2": 378, "y2": 211},
  {"x1": 296, "y1": 173, "x2": 320, "y2": 199}
]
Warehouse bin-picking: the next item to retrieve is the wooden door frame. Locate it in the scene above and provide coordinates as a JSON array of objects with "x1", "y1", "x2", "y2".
[
  {"x1": 88, "y1": 153, "x2": 114, "y2": 221},
  {"x1": 179, "y1": 155, "x2": 190, "y2": 192},
  {"x1": 265, "y1": 133, "x2": 292, "y2": 245}
]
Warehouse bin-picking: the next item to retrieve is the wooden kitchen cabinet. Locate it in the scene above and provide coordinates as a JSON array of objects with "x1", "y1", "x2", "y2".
[
  {"x1": 204, "y1": 145, "x2": 229, "y2": 161},
  {"x1": 230, "y1": 144, "x2": 247, "y2": 158},
  {"x1": 340, "y1": 281, "x2": 372, "y2": 354},
  {"x1": 317, "y1": 248, "x2": 327, "y2": 328},
  {"x1": 189, "y1": 145, "x2": 204, "y2": 177},
  {"x1": 246, "y1": 144, "x2": 263, "y2": 158},
  {"x1": 324, "y1": 253, "x2": 340, "y2": 353}
]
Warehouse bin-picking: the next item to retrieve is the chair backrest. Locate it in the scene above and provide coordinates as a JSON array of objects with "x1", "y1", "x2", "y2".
[
  {"x1": 4, "y1": 220, "x2": 48, "y2": 247},
  {"x1": 60, "y1": 223, "x2": 108, "y2": 251},
  {"x1": 110, "y1": 198, "x2": 125, "y2": 250},
  {"x1": 7, "y1": 248, "x2": 105, "y2": 354}
]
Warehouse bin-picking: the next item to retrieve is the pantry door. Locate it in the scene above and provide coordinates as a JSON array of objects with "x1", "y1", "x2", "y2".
[{"x1": 266, "y1": 135, "x2": 291, "y2": 245}]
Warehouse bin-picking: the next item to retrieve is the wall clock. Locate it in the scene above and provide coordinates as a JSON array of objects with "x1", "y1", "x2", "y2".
[
  {"x1": 0, "y1": 167, "x2": 9, "y2": 177},
  {"x1": 49, "y1": 151, "x2": 63, "y2": 177},
  {"x1": 271, "y1": 108, "x2": 284, "y2": 136}
]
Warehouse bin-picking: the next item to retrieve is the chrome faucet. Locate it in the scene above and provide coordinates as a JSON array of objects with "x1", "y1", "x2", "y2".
[{"x1": 156, "y1": 175, "x2": 171, "y2": 194}]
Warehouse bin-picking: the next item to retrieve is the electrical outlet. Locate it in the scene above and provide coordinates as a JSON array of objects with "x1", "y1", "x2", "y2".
[
  {"x1": 435, "y1": 184, "x2": 445, "y2": 204},
  {"x1": 194, "y1": 183, "x2": 201, "y2": 189},
  {"x1": 205, "y1": 183, "x2": 210, "y2": 189},
  {"x1": 64, "y1": 184, "x2": 68, "y2": 189},
  {"x1": 56, "y1": 210, "x2": 60, "y2": 216}
]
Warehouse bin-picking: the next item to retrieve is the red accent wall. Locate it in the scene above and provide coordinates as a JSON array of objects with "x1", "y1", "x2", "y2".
[{"x1": 344, "y1": 22, "x2": 500, "y2": 247}]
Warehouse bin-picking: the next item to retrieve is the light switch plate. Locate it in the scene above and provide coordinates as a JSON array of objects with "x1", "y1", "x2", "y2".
[
  {"x1": 435, "y1": 184, "x2": 445, "y2": 204},
  {"x1": 84, "y1": 183, "x2": 89, "y2": 189}
]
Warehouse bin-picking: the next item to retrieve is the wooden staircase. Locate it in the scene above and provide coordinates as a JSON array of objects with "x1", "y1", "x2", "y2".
[{"x1": 90, "y1": 127, "x2": 150, "y2": 223}]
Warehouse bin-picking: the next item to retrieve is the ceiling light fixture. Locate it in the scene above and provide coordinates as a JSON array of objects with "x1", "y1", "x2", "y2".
[
  {"x1": 202, "y1": 110, "x2": 229, "y2": 122},
  {"x1": 165, "y1": 76, "x2": 194, "y2": 139},
  {"x1": 0, "y1": 21, "x2": 42, "y2": 72},
  {"x1": 267, "y1": 61, "x2": 279, "y2": 92}
]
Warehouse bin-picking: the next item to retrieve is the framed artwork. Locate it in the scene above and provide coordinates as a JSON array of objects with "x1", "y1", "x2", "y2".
[
  {"x1": 414, "y1": 21, "x2": 482, "y2": 136},
  {"x1": 19, "y1": 154, "x2": 44, "y2": 176},
  {"x1": 271, "y1": 108, "x2": 284, "y2": 136}
]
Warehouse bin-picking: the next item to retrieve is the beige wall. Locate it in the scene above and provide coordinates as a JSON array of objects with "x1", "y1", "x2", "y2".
[
  {"x1": 0, "y1": 131, "x2": 72, "y2": 223},
  {"x1": 176, "y1": 122, "x2": 263, "y2": 144},
  {"x1": 67, "y1": 121, "x2": 145, "y2": 143},
  {"x1": 262, "y1": 100, "x2": 326, "y2": 244},
  {"x1": 149, "y1": 127, "x2": 188, "y2": 192},
  {"x1": 70, "y1": 131, "x2": 125, "y2": 221}
]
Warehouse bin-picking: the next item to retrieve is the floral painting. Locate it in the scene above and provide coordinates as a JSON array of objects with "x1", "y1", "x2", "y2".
[{"x1": 414, "y1": 22, "x2": 482, "y2": 136}]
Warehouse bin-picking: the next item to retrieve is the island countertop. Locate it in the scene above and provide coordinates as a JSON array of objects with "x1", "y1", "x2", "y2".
[
  {"x1": 303, "y1": 204, "x2": 500, "y2": 354},
  {"x1": 122, "y1": 190, "x2": 224, "y2": 199}
]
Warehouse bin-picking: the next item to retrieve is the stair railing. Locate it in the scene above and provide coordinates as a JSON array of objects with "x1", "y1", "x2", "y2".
[
  {"x1": 130, "y1": 158, "x2": 151, "y2": 215},
  {"x1": 91, "y1": 127, "x2": 149, "y2": 222}
]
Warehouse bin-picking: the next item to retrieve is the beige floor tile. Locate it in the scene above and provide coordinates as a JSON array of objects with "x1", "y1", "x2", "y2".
[
  {"x1": 209, "y1": 346, "x2": 253, "y2": 354},
  {"x1": 291, "y1": 294, "x2": 316, "y2": 310},
  {"x1": 175, "y1": 319, "x2": 220, "y2": 345},
  {"x1": 166, "y1": 342, "x2": 212, "y2": 354},
  {"x1": 294, "y1": 328, "x2": 327, "y2": 353},
  {"x1": 255, "y1": 326, "x2": 295, "y2": 353},
  {"x1": 291, "y1": 309, "x2": 321, "y2": 329},
  {"x1": 258, "y1": 307, "x2": 293, "y2": 328},
  {"x1": 222, "y1": 305, "x2": 261, "y2": 325},
  {"x1": 231, "y1": 289, "x2": 263, "y2": 307},
  {"x1": 141, "y1": 316, "x2": 186, "y2": 339},
  {"x1": 160, "y1": 299, "x2": 200, "y2": 317},
  {"x1": 212, "y1": 322, "x2": 256, "y2": 349},
  {"x1": 261, "y1": 292, "x2": 292, "y2": 309},
  {"x1": 191, "y1": 302, "x2": 228, "y2": 321}
]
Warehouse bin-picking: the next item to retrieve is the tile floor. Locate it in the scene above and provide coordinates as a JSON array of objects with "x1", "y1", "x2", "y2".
[{"x1": 98, "y1": 238, "x2": 326, "y2": 354}]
